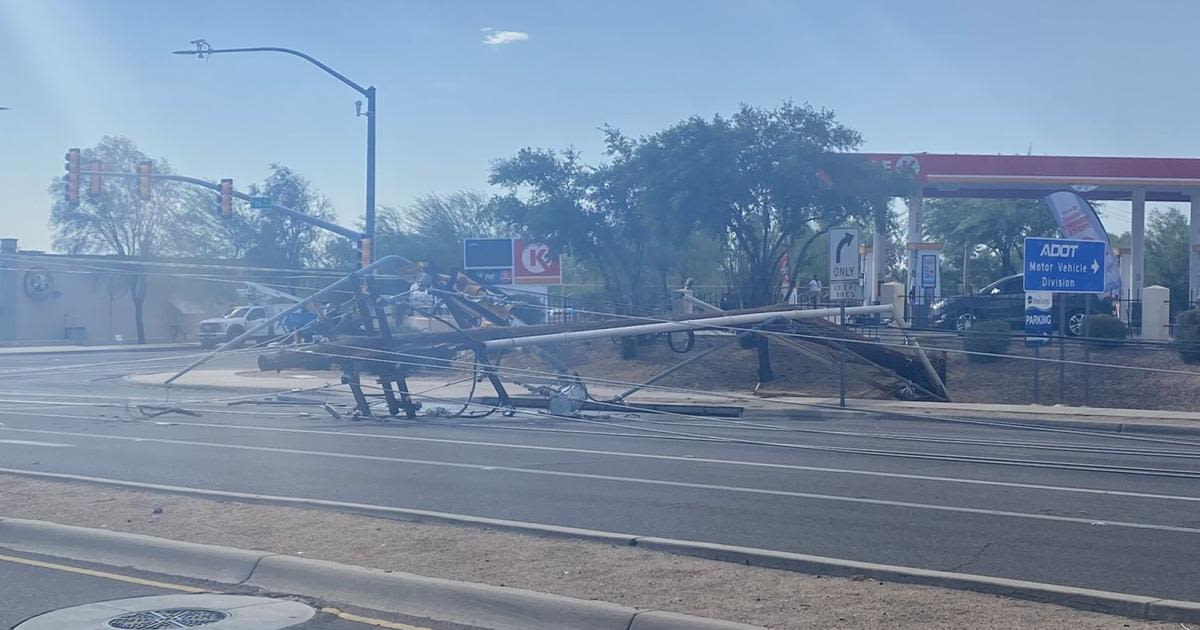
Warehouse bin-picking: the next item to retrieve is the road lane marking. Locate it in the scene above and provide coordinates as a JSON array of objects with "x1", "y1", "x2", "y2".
[
  {"x1": 0, "y1": 439, "x2": 71, "y2": 447},
  {"x1": 1, "y1": 435, "x2": 1199, "y2": 536},
  {"x1": 9, "y1": 407, "x2": 1200, "y2": 479},
  {"x1": 320, "y1": 607, "x2": 431, "y2": 630},
  {"x1": 2, "y1": 420, "x2": 1200, "y2": 505},
  {"x1": 0, "y1": 552, "x2": 208, "y2": 592}
]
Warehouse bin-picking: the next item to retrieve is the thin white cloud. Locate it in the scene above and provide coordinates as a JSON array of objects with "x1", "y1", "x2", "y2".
[{"x1": 480, "y1": 27, "x2": 528, "y2": 46}]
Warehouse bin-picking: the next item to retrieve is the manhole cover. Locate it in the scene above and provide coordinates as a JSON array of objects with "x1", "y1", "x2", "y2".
[
  {"x1": 107, "y1": 608, "x2": 230, "y2": 629},
  {"x1": 15, "y1": 594, "x2": 314, "y2": 630}
]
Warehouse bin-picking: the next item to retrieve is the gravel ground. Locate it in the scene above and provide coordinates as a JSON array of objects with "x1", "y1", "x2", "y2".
[{"x1": 0, "y1": 474, "x2": 1172, "y2": 630}]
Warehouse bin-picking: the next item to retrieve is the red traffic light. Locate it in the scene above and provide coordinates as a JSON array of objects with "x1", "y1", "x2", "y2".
[
  {"x1": 89, "y1": 160, "x2": 103, "y2": 195},
  {"x1": 63, "y1": 148, "x2": 80, "y2": 205},
  {"x1": 219, "y1": 179, "x2": 233, "y2": 218},
  {"x1": 136, "y1": 161, "x2": 152, "y2": 201}
]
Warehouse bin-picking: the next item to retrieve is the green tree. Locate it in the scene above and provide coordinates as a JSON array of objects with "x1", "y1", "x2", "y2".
[
  {"x1": 384, "y1": 191, "x2": 504, "y2": 270},
  {"x1": 924, "y1": 198, "x2": 1061, "y2": 294},
  {"x1": 218, "y1": 164, "x2": 337, "y2": 270},
  {"x1": 489, "y1": 146, "x2": 686, "y2": 318},
  {"x1": 325, "y1": 191, "x2": 505, "y2": 272},
  {"x1": 1145, "y1": 208, "x2": 1189, "y2": 310},
  {"x1": 48, "y1": 136, "x2": 205, "y2": 343},
  {"x1": 621, "y1": 102, "x2": 898, "y2": 306}
]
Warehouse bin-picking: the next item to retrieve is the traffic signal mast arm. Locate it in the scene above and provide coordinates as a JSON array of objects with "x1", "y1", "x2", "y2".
[{"x1": 76, "y1": 167, "x2": 363, "y2": 241}]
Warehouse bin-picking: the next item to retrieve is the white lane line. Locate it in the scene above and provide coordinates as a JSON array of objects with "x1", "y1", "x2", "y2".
[
  {"x1": 0, "y1": 425, "x2": 1197, "y2": 535},
  {"x1": 2, "y1": 413, "x2": 1200, "y2": 505},
  {"x1": 0, "y1": 439, "x2": 72, "y2": 447}
]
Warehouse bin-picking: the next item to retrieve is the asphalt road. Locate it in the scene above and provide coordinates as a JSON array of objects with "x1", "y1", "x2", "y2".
[
  {"x1": 1, "y1": 347, "x2": 1199, "y2": 603},
  {"x1": 0, "y1": 548, "x2": 478, "y2": 630}
]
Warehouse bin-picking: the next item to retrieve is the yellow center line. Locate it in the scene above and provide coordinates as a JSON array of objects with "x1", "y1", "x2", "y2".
[
  {"x1": 320, "y1": 607, "x2": 433, "y2": 630},
  {"x1": 0, "y1": 552, "x2": 208, "y2": 593}
]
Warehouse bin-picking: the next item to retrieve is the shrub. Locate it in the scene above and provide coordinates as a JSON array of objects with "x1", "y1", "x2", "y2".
[
  {"x1": 962, "y1": 319, "x2": 1012, "y2": 363},
  {"x1": 1082, "y1": 314, "x2": 1127, "y2": 348},
  {"x1": 1175, "y1": 309, "x2": 1200, "y2": 363}
]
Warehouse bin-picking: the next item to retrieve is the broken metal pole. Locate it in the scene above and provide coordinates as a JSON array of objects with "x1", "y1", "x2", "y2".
[
  {"x1": 610, "y1": 332, "x2": 747, "y2": 403},
  {"x1": 164, "y1": 254, "x2": 413, "y2": 386},
  {"x1": 900, "y1": 327, "x2": 950, "y2": 402},
  {"x1": 481, "y1": 305, "x2": 893, "y2": 351}
]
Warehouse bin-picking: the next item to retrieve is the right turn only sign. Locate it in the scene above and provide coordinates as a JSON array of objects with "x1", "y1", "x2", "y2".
[{"x1": 828, "y1": 227, "x2": 862, "y2": 301}]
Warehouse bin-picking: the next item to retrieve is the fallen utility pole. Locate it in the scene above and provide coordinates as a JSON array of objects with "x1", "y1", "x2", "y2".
[
  {"x1": 164, "y1": 255, "x2": 414, "y2": 385},
  {"x1": 482, "y1": 305, "x2": 894, "y2": 351}
]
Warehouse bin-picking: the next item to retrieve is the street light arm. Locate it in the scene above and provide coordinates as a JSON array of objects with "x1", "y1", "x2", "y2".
[{"x1": 171, "y1": 45, "x2": 370, "y2": 96}]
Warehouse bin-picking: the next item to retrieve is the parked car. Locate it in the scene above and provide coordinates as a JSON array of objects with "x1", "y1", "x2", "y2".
[
  {"x1": 198, "y1": 304, "x2": 285, "y2": 348},
  {"x1": 928, "y1": 274, "x2": 1114, "y2": 336}
]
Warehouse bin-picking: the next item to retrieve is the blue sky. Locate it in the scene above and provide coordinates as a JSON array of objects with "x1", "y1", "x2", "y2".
[{"x1": 3, "y1": 0, "x2": 1198, "y2": 250}]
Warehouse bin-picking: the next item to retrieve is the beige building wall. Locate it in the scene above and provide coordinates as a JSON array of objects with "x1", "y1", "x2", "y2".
[{"x1": 1, "y1": 253, "x2": 238, "y2": 345}]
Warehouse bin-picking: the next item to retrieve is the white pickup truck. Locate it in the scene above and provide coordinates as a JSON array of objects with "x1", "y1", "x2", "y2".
[{"x1": 198, "y1": 304, "x2": 286, "y2": 348}]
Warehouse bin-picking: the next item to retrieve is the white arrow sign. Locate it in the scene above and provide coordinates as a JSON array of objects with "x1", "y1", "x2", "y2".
[{"x1": 1091, "y1": 259, "x2": 1100, "y2": 274}]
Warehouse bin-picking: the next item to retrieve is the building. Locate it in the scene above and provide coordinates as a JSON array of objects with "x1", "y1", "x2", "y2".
[{"x1": 0, "y1": 238, "x2": 334, "y2": 346}]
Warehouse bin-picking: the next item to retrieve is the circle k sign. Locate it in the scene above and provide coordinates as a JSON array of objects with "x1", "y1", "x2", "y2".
[{"x1": 513, "y1": 239, "x2": 561, "y2": 283}]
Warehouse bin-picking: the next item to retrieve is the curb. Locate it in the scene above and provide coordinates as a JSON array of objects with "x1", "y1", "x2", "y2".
[
  {"x1": 0, "y1": 343, "x2": 199, "y2": 357},
  {"x1": 0, "y1": 516, "x2": 760, "y2": 630},
  {"x1": 863, "y1": 406, "x2": 1200, "y2": 438},
  {"x1": 0, "y1": 517, "x2": 263, "y2": 584},
  {"x1": 632, "y1": 537, "x2": 1200, "y2": 622},
  {"x1": 2, "y1": 468, "x2": 1199, "y2": 623},
  {"x1": 131, "y1": 370, "x2": 1200, "y2": 437}
]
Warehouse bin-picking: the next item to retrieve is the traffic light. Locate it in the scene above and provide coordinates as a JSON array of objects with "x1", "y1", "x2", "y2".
[
  {"x1": 136, "y1": 161, "x2": 152, "y2": 201},
  {"x1": 360, "y1": 236, "x2": 372, "y2": 270},
  {"x1": 219, "y1": 179, "x2": 233, "y2": 218},
  {"x1": 63, "y1": 148, "x2": 80, "y2": 205},
  {"x1": 88, "y1": 160, "x2": 103, "y2": 195}
]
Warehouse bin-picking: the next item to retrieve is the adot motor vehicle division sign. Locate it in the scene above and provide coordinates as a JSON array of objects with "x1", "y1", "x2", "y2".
[{"x1": 1022, "y1": 237, "x2": 1107, "y2": 294}]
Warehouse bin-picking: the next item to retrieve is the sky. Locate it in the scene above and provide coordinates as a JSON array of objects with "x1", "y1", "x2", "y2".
[{"x1": 3, "y1": 0, "x2": 1200, "y2": 251}]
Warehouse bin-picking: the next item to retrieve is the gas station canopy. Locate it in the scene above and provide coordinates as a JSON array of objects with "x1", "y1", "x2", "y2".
[{"x1": 856, "y1": 153, "x2": 1200, "y2": 202}]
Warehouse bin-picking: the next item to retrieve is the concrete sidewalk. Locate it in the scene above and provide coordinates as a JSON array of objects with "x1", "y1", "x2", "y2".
[
  {"x1": 129, "y1": 368, "x2": 1200, "y2": 435},
  {"x1": 0, "y1": 342, "x2": 198, "y2": 356}
]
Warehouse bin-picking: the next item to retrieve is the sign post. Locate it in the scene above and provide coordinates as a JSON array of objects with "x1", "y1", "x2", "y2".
[
  {"x1": 1024, "y1": 236, "x2": 1108, "y2": 405},
  {"x1": 828, "y1": 227, "x2": 862, "y2": 302}
]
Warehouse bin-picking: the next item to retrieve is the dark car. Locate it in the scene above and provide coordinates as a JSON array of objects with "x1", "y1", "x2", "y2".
[{"x1": 928, "y1": 274, "x2": 1113, "y2": 336}]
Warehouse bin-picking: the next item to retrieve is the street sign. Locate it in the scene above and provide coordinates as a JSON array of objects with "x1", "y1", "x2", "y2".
[
  {"x1": 249, "y1": 196, "x2": 271, "y2": 209},
  {"x1": 513, "y1": 239, "x2": 561, "y2": 284},
  {"x1": 920, "y1": 253, "x2": 938, "y2": 288},
  {"x1": 463, "y1": 238, "x2": 561, "y2": 285},
  {"x1": 829, "y1": 281, "x2": 862, "y2": 301},
  {"x1": 464, "y1": 238, "x2": 514, "y2": 269},
  {"x1": 829, "y1": 227, "x2": 860, "y2": 283},
  {"x1": 1022, "y1": 237, "x2": 1107, "y2": 294},
  {"x1": 828, "y1": 227, "x2": 861, "y2": 301},
  {"x1": 1024, "y1": 291, "x2": 1053, "y2": 346},
  {"x1": 469, "y1": 267, "x2": 514, "y2": 285}
]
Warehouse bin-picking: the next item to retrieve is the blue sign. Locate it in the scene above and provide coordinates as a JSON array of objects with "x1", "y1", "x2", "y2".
[
  {"x1": 1024, "y1": 291, "x2": 1053, "y2": 346},
  {"x1": 469, "y1": 267, "x2": 513, "y2": 285},
  {"x1": 249, "y1": 196, "x2": 272, "y2": 209},
  {"x1": 1023, "y1": 237, "x2": 1107, "y2": 294}
]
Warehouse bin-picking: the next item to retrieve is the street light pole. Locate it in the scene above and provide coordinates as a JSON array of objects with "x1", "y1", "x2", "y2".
[{"x1": 172, "y1": 40, "x2": 377, "y2": 267}]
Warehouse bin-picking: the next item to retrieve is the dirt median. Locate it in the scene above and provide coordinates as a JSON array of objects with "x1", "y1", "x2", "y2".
[{"x1": 0, "y1": 474, "x2": 1171, "y2": 629}]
